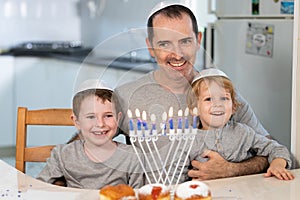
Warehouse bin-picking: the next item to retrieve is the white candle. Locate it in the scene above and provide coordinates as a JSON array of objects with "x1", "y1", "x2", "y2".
[
  {"x1": 135, "y1": 108, "x2": 142, "y2": 130},
  {"x1": 142, "y1": 110, "x2": 148, "y2": 130},
  {"x1": 127, "y1": 109, "x2": 134, "y2": 131},
  {"x1": 192, "y1": 107, "x2": 198, "y2": 129},
  {"x1": 184, "y1": 107, "x2": 189, "y2": 129},
  {"x1": 168, "y1": 107, "x2": 174, "y2": 130},
  {"x1": 150, "y1": 114, "x2": 156, "y2": 131},
  {"x1": 162, "y1": 111, "x2": 167, "y2": 135},
  {"x1": 178, "y1": 109, "x2": 183, "y2": 129}
]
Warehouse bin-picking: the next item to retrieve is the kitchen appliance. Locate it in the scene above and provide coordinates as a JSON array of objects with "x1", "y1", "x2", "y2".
[
  {"x1": 5, "y1": 41, "x2": 92, "y2": 57},
  {"x1": 205, "y1": 0, "x2": 294, "y2": 149}
]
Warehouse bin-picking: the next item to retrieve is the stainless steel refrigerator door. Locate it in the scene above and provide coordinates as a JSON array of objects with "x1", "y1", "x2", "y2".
[{"x1": 212, "y1": 19, "x2": 293, "y2": 149}]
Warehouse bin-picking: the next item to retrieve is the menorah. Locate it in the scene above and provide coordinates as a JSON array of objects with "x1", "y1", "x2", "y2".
[{"x1": 127, "y1": 107, "x2": 198, "y2": 187}]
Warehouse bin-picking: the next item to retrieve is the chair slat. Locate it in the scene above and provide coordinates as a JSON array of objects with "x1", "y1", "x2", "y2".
[
  {"x1": 24, "y1": 146, "x2": 55, "y2": 162},
  {"x1": 26, "y1": 109, "x2": 73, "y2": 125},
  {"x1": 15, "y1": 107, "x2": 74, "y2": 173}
]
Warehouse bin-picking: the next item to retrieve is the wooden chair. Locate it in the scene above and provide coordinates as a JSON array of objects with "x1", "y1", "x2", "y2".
[{"x1": 15, "y1": 107, "x2": 73, "y2": 173}]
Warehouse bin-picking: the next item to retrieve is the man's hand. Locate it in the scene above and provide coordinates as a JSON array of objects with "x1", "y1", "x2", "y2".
[
  {"x1": 188, "y1": 150, "x2": 269, "y2": 180},
  {"x1": 188, "y1": 150, "x2": 233, "y2": 180}
]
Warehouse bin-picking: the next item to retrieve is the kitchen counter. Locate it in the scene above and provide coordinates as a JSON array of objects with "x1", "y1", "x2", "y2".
[
  {"x1": 1, "y1": 42, "x2": 156, "y2": 73},
  {"x1": 52, "y1": 53, "x2": 157, "y2": 73}
]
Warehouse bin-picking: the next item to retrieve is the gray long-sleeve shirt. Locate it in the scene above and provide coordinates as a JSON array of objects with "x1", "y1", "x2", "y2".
[
  {"x1": 115, "y1": 70, "x2": 280, "y2": 184},
  {"x1": 115, "y1": 71, "x2": 269, "y2": 139},
  {"x1": 191, "y1": 122, "x2": 292, "y2": 167},
  {"x1": 37, "y1": 140, "x2": 144, "y2": 189}
]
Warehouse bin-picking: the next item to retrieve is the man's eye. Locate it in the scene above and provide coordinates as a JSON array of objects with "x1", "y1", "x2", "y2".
[
  {"x1": 180, "y1": 39, "x2": 192, "y2": 46},
  {"x1": 158, "y1": 42, "x2": 170, "y2": 49}
]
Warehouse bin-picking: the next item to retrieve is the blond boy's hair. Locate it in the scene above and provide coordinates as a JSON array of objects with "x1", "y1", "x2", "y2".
[{"x1": 187, "y1": 76, "x2": 240, "y2": 114}]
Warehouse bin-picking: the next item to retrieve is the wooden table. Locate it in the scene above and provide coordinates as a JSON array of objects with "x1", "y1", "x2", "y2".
[{"x1": 0, "y1": 159, "x2": 299, "y2": 199}]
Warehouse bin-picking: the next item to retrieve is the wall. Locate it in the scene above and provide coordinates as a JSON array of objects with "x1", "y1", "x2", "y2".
[
  {"x1": 291, "y1": 0, "x2": 300, "y2": 167},
  {"x1": 80, "y1": 0, "x2": 162, "y2": 48},
  {"x1": 0, "y1": 0, "x2": 80, "y2": 49},
  {"x1": 0, "y1": 0, "x2": 80, "y2": 148},
  {"x1": 0, "y1": 56, "x2": 145, "y2": 147}
]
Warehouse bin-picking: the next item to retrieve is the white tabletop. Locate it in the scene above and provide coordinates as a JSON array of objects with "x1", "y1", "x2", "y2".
[
  {"x1": 0, "y1": 159, "x2": 299, "y2": 200},
  {"x1": 0, "y1": 159, "x2": 99, "y2": 200},
  {"x1": 204, "y1": 168, "x2": 300, "y2": 200}
]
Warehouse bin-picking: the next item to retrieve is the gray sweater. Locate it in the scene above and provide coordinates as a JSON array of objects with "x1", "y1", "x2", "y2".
[
  {"x1": 141, "y1": 121, "x2": 292, "y2": 184},
  {"x1": 115, "y1": 72, "x2": 289, "y2": 184},
  {"x1": 115, "y1": 71, "x2": 269, "y2": 140},
  {"x1": 37, "y1": 140, "x2": 144, "y2": 189},
  {"x1": 191, "y1": 121, "x2": 292, "y2": 169}
]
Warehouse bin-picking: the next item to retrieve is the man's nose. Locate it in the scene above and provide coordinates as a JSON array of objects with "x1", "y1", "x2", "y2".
[{"x1": 170, "y1": 44, "x2": 183, "y2": 58}]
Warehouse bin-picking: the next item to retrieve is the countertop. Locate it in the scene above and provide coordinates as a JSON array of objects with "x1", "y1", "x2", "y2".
[{"x1": 1, "y1": 43, "x2": 156, "y2": 73}]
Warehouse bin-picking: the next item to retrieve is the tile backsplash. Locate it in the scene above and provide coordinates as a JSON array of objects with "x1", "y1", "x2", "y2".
[{"x1": 0, "y1": 0, "x2": 80, "y2": 48}]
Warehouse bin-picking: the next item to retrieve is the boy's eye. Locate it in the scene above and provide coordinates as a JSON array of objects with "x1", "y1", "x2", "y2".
[
  {"x1": 87, "y1": 115, "x2": 96, "y2": 119},
  {"x1": 105, "y1": 114, "x2": 114, "y2": 118},
  {"x1": 221, "y1": 96, "x2": 231, "y2": 101},
  {"x1": 204, "y1": 97, "x2": 212, "y2": 101}
]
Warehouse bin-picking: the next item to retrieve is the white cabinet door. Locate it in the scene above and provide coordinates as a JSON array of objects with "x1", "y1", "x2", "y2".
[
  {"x1": 0, "y1": 56, "x2": 14, "y2": 147},
  {"x1": 14, "y1": 57, "x2": 81, "y2": 146}
]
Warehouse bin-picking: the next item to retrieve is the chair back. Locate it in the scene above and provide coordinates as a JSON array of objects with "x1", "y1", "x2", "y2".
[{"x1": 15, "y1": 107, "x2": 73, "y2": 173}]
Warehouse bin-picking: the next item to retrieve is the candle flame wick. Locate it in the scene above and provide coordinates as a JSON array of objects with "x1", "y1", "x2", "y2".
[
  {"x1": 135, "y1": 108, "x2": 140, "y2": 118},
  {"x1": 142, "y1": 111, "x2": 147, "y2": 120},
  {"x1": 184, "y1": 107, "x2": 189, "y2": 117},
  {"x1": 162, "y1": 112, "x2": 167, "y2": 121},
  {"x1": 168, "y1": 107, "x2": 173, "y2": 117},
  {"x1": 150, "y1": 114, "x2": 156, "y2": 122},
  {"x1": 127, "y1": 110, "x2": 132, "y2": 118},
  {"x1": 193, "y1": 107, "x2": 198, "y2": 115},
  {"x1": 178, "y1": 109, "x2": 183, "y2": 117}
]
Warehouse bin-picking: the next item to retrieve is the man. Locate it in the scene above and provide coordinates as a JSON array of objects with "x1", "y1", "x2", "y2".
[{"x1": 115, "y1": 1, "x2": 269, "y2": 180}]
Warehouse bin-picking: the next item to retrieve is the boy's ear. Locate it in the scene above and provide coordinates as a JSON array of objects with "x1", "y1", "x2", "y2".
[
  {"x1": 117, "y1": 112, "x2": 122, "y2": 121},
  {"x1": 232, "y1": 105, "x2": 237, "y2": 114},
  {"x1": 71, "y1": 113, "x2": 80, "y2": 129}
]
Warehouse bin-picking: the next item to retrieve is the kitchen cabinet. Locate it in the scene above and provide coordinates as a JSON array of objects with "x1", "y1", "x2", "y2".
[
  {"x1": 0, "y1": 56, "x2": 14, "y2": 147},
  {"x1": 0, "y1": 56, "x2": 146, "y2": 148},
  {"x1": 14, "y1": 57, "x2": 81, "y2": 146}
]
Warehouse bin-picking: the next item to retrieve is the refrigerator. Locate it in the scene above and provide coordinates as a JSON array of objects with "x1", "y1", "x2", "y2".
[{"x1": 205, "y1": 0, "x2": 294, "y2": 149}]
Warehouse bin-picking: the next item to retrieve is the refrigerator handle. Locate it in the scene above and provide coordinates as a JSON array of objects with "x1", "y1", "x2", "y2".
[
  {"x1": 207, "y1": 0, "x2": 216, "y2": 15},
  {"x1": 205, "y1": 23, "x2": 215, "y2": 68}
]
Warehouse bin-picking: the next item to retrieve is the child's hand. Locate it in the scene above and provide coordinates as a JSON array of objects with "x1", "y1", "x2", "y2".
[{"x1": 264, "y1": 158, "x2": 295, "y2": 180}]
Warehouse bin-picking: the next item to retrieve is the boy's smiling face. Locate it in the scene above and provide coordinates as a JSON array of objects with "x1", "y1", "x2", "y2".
[
  {"x1": 197, "y1": 81, "x2": 233, "y2": 130},
  {"x1": 73, "y1": 95, "x2": 120, "y2": 148}
]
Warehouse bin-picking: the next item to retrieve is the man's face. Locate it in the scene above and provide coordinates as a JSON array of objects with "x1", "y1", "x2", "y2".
[{"x1": 146, "y1": 12, "x2": 202, "y2": 79}]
